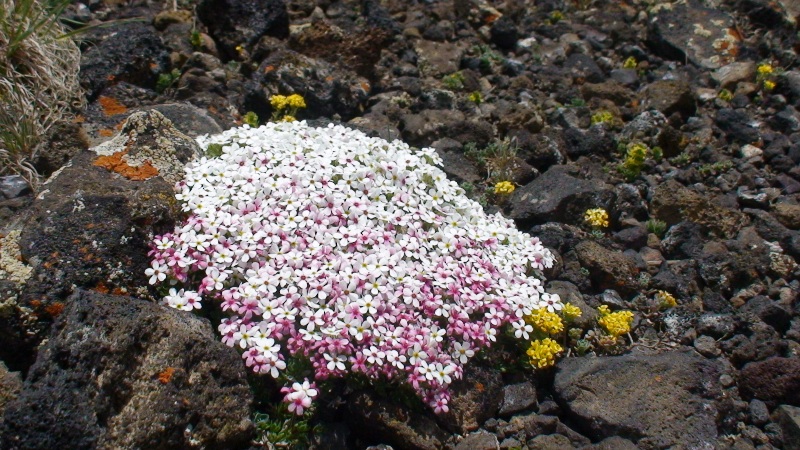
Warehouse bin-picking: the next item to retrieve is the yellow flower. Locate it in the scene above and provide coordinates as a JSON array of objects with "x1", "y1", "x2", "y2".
[
  {"x1": 270, "y1": 95, "x2": 288, "y2": 111},
  {"x1": 757, "y1": 64, "x2": 774, "y2": 76},
  {"x1": 282, "y1": 115, "x2": 296, "y2": 122},
  {"x1": 286, "y1": 94, "x2": 306, "y2": 109},
  {"x1": 525, "y1": 308, "x2": 564, "y2": 335},
  {"x1": 623, "y1": 56, "x2": 637, "y2": 69},
  {"x1": 584, "y1": 208, "x2": 609, "y2": 228},
  {"x1": 494, "y1": 180, "x2": 515, "y2": 195},
  {"x1": 527, "y1": 338, "x2": 563, "y2": 368},
  {"x1": 561, "y1": 303, "x2": 582, "y2": 322},
  {"x1": 763, "y1": 80, "x2": 776, "y2": 90},
  {"x1": 598, "y1": 308, "x2": 634, "y2": 337},
  {"x1": 655, "y1": 290, "x2": 677, "y2": 309}
]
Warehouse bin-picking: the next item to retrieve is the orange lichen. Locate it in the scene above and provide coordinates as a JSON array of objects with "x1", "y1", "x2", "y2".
[
  {"x1": 93, "y1": 281, "x2": 111, "y2": 294},
  {"x1": 44, "y1": 302, "x2": 65, "y2": 317},
  {"x1": 158, "y1": 367, "x2": 176, "y2": 384},
  {"x1": 98, "y1": 129, "x2": 115, "y2": 137},
  {"x1": 98, "y1": 96, "x2": 128, "y2": 116},
  {"x1": 94, "y1": 151, "x2": 159, "y2": 181}
]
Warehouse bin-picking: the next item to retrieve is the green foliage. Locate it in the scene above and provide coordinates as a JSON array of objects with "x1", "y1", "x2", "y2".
[
  {"x1": 470, "y1": 44, "x2": 503, "y2": 70},
  {"x1": 156, "y1": 68, "x2": 181, "y2": 94},
  {"x1": 468, "y1": 91, "x2": 483, "y2": 105},
  {"x1": 697, "y1": 159, "x2": 733, "y2": 176},
  {"x1": 205, "y1": 143, "x2": 224, "y2": 158},
  {"x1": 669, "y1": 152, "x2": 692, "y2": 167},
  {"x1": 618, "y1": 142, "x2": 649, "y2": 181},
  {"x1": 645, "y1": 218, "x2": 667, "y2": 237},
  {"x1": 253, "y1": 406, "x2": 315, "y2": 449},
  {"x1": 442, "y1": 71, "x2": 465, "y2": 91},
  {"x1": 189, "y1": 28, "x2": 202, "y2": 49},
  {"x1": 622, "y1": 56, "x2": 637, "y2": 69},
  {"x1": 0, "y1": 0, "x2": 84, "y2": 188},
  {"x1": 569, "y1": 98, "x2": 586, "y2": 107},
  {"x1": 243, "y1": 111, "x2": 260, "y2": 127},
  {"x1": 590, "y1": 110, "x2": 615, "y2": 126},
  {"x1": 717, "y1": 88, "x2": 733, "y2": 102},
  {"x1": 547, "y1": 10, "x2": 564, "y2": 23}
]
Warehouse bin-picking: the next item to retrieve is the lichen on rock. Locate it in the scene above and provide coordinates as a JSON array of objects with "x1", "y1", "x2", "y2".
[{"x1": 0, "y1": 230, "x2": 32, "y2": 285}]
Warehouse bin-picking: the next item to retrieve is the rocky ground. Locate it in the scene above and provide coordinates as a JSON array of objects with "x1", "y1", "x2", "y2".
[{"x1": 2, "y1": 0, "x2": 800, "y2": 448}]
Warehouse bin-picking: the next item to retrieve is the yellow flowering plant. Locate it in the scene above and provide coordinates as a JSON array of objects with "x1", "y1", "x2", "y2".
[
  {"x1": 584, "y1": 208, "x2": 609, "y2": 228},
  {"x1": 494, "y1": 180, "x2": 515, "y2": 195},
  {"x1": 756, "y1": 63, "x2": 779, "y2": 92},
  {"x1": 597, "y1": 305, "x2": 634, "y2": 338},
  {"x1": 270, "y1": 94, "x2": 307, "y2": 122}
]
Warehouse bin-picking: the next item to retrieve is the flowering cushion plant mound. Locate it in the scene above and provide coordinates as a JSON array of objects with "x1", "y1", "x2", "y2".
[{"x1": 148, "y1": 121, "x2": 559, "y2": 414}]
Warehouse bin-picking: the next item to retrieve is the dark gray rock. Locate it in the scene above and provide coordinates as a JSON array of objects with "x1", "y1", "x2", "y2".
[
  {"x1": 527, "y1": 434, "x2": 574, "y2": 449},
  {"x1": 347, "y1": 391, "x2": 449, "y2": 450},
  {"x1": 0, "y1": 290, "x2": 254, "y2": 450},
  {"x1": 574, "y1": 240, "x2": 640, "y2": 295},
  {"x1": 774, "y1": 405, "x2": 800, "y2": 450},
  {"x1": 498, "y1": 382, "x2": 537, "y2": 417},
  {"x1": 455, "y1": 431, "x2": 499, "y2": 450},
  {"x1": 640, "y1": 80, "x2": 696, "y2": 118},
  {"x1": 562, "y1": 125, "x2": 614, "y2": 159},
  {"x1": 749, "y1": 399, "x2": 770, "y2": 426},
  {"x1": 0, "y1": 361, "x2": 22, "y2": 426},
  {"x1": 739, "y1": 357, "x2": 800, "y2": 407},
  {"x1": 554, "y1": 351, "x2": 721, "y2": 448},
  {"x1": 564, "y1": 53, "x2": 604, "y2": 84},
  {"x1": 79, "y1": 23, "x2": 171, "y2": 100},
  {"x1": 580, "y1": 81, "x2": 634, "y2": 106},
  {"x1": 490, "y1": 16, "x2": 518, "y2": 50},
  {"x1": 509, "y1": 165, "x2": 615, "y2": 226},
  {"x1": 0, "y1": 177, "x2": 30, "y2": 200},
  {"x1": 647, "y1": 0, "x2": 740, "y2": 69},
  {"x1": 716, "y1": 108, "x2": 761, "y2": 145},
  {"x1": 197, "y1": 0, "x2": 288, "y2": 59},
  {"x1": 438, "y1": 365, "x2": 503, "y2": 434},
  {"x1": 651, "y1": 179, "x2": 748, "y2": 238},
  {"x1": 136, "y1": 103, "x2": 223, "y2": 137},
  {"x1": 251, "y1": 49, "x2": 369, "y2": 121}
]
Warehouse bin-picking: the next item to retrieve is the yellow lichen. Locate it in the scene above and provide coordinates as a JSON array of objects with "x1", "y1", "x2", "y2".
[{"x1": 0, "y1": 230, "x2": 33, "y2": 284}]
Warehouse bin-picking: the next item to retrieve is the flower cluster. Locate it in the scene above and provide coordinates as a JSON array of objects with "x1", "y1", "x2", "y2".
[
  {"x1": 584, "y1": 208, "x2": 609, "y2": 228},
  {"x1": 526, "y1": 338, "x2": 562, "y2": 368},
  {"x1": 655, "y1": 290, "x2": 677, "y2": 309},
  {"x1": 757, "y1": 63, "x2": 776, "y2": 90},
  {"x1": 525, "y1": 308, "x2": 564, "y2": 335},
  {"x1": 281, "y1": 380, "x2": 318, "y2": 415},
  {"x1": 494, "y1": 180, "x2": 515, "y2": 195},
  {"x1": 148, "y1": 121, "x2": 557, "y2": 414},
  {"x1": 597, "y1": 305, "x2": 634, "y2": 337},
  {"x1": 270, "y1": 94, "x2": 307, "y2": 122}
]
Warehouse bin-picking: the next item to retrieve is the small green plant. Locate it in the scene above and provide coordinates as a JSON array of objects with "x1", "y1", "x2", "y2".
[
  {"x1": 697, "y1": 159, "x2": 733, "y2": 176},
  {"x1": 189, "y1": 28, "x2": 202, "y2": 50},
  {"x1": 569, "y1": 98, "x2": 586, "y2": 107},
  {"x1": 622, "y1": 56, "x2": 637, "y2": 69},
  {"x1": 669, "y1": 152, "x2": 692, "y2": 167},
  {"x1": 590, "y1": 110, "x2": 615, "y2": 126},
  {"x1": 442, "y1": 71, "x2": 465, "y2": 91},
  {"x1": 651, "y1": 146, "x2": 663, "y2": 162},
  {"x1": 156, "y1": 68, "x2": 181, "y2": 94},
  {"x1": 645, "y1": 218, "x2": 667, "y2": 237},
  {"x1": 242, "y1": 111, "x2": 259, "y2": 127},
  {"x1": 717, "y1": 88, "x2": 733, "y2": 102},
  {"x1": 467, "y1": 91, "x2": 483, "y2": 105},
  {"x1": 252, "y1": 406, "x2": 316, "y2": 449},
  {"x1": 205, "y1": 143, "x2": 223, "y2": 158},
  {"x1": 548, "y1": 10, "x2": 564, "y2": 23},
  {"x1": 471, "y1": 44, "x2": 503, "y2": 70},
  {"x1": 618, "y1": 142, "x2": 650, "y2": 181}
]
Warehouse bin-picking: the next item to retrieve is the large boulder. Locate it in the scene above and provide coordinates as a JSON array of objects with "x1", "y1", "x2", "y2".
[
  {"x1": 554, "y1": 350, "x2": 722, "y2": 448},
  {"x1": 509, "y1": 165, "x2": 615, "y2": 226},
  {"x1": 739, "y1": 357, "x2": 800, "y2": 407},
  {"x1": 197, "y1": 0, "x2": 289, "y2": 60},
  {"x1": 1, "y1": 110, "x2": 196, "y2": 371},
  {"x1": 0, "y1": 290, "x2": 254, "y2": 449}
]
